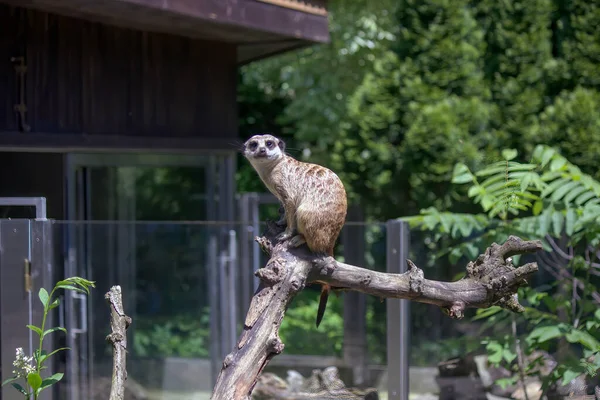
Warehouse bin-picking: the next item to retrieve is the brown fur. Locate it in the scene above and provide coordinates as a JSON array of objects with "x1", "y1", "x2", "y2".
[{"x1": 243, "y1": 134, "x2": 347, "y2": 327}]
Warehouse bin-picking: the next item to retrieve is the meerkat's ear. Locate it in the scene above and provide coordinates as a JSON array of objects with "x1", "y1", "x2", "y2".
[{"x1": 278, "y1": 138, "x2": 286, "y2": 152}]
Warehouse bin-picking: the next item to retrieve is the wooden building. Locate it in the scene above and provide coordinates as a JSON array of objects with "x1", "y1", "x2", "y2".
[
  {"x1": 0, "y1": 1, "x2": 330, "y2": 399},
  {"x1": 0, "y1": 0, "x2": 329, "y2": 220}
]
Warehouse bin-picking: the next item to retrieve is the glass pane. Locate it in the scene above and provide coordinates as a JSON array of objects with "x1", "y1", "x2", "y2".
[
  {"x1": 25, "y1": 218, "x2": 426, "y2": 398},
  {"x1": 51, "y1": 221, "x2": 243, "y2": 400},
  {"x1": 77, "y1": 166, "x2": 210, "y2": 221}
]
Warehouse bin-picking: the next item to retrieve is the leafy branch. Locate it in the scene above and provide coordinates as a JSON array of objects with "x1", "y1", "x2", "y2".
[
  {"x1": 402, "y1": 145, "x2": 600, "y2": 395},
  {"x1": 2, "y1": 277, "x2": 95, "y2": 399}
]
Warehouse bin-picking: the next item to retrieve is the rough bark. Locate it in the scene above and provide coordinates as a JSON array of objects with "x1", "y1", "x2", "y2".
[
  {"x1": 105, "y1": 285, "x2": 132, "y2": 400},
  {"x1": 210, "y1": 222, "x2": 541, "y2": 400}
]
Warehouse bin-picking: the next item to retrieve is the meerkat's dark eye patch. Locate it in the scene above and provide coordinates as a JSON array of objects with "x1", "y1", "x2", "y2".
[
  {"x1": 266, "y1": 140, "x2": 274, "y2": 148},
  {"x1": 248, "y1": 141, "x2": 258, "y2": 150}
]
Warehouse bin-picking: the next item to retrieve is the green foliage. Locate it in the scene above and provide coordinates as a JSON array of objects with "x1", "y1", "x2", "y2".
[
  {"x1": 133, "y1": 312, "x2": 210, "y2": 358},
  {"x1": 2, "y1": 277, "x2": 95, "y2": 399},
  {"x1": 237, "y1": 0, "x2": 600, "y2": 221},
  {"x1": 527, "y1": 88, "x2": 600, "y2": 181},
  {"x1": 237, "y1": 0, "x2": 600, "y2": 370},
  {"x1": 279, "y1": 290, "x2": 344, "y2": 357},
  {"x1": 403, "y1": 147, "x2": 600, "y2": 391},
  {"x1": 405, "y1": 145, "x2": 600, "y2": 262}
]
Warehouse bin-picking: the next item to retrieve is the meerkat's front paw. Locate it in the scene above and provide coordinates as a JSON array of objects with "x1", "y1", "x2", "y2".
[
  {"x1": 276, "y1": 229, "x2": 295, "y2": 242},
  {"x1": 288, "y1": 234, "x2": 306, "y2": 248}
]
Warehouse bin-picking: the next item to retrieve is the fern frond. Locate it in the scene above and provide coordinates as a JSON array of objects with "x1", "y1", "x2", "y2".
[
  {"x1": 401, "y1": 207, "x2": 489, "y2": 239},
  {"x1": 532, "y1": 145, "x2": 600, "y2": 209}
]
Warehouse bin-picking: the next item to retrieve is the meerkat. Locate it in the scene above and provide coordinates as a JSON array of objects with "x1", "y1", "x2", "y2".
[{"x1": 243, "y1": 134, "x2": 347, "y2": 328}]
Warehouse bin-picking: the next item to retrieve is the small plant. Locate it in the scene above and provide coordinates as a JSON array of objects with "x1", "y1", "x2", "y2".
[{"x1": 2, "y1": 277, "x2": 95, "y2": 399}]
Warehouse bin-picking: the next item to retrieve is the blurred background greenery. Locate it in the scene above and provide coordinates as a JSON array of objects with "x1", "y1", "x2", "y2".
[{"x1": 130, "y1": 0, "x2": 599, "y2": 392}]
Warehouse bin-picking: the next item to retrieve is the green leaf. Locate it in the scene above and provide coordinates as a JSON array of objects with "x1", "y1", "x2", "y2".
[
  {"x1": 11, "y1": 382, "x2": 28, "y2": 395},
  {"x1": 541, "y1": 178, "x2": 569, "y2": 198},
  {"x1": 563, "y1": 184, "x2": 587, "y2": 205},
  {"x1": 502, "y1": 347, "x2": 517, "y2": 363},
  {"x1": 502, "y1": 149, "x2": 518, "y2": 161},
  {"x1": 48, "y1": 298, "x2": 60, "y2": 310},
  {"x1": 575, "y1": 190, "x2": 596, "y2": 206},
  {"x1": 552, "y1": 210, "x2": 564, "y2": 237},
  {"x1": 27, "y1": 324, "x2": 43, "y2": 336},
  {"x1": 551, "y1": 180, "x2": 580, "y2": 203},
  {"x1": 40, "y1": 347, "x2": 71, "y2": 363},
  {"x1": 565, "y1": 208, "x2": 576, "y2": 235},
  {"x1": 453, "y1": 216, "x2": 473, "y2": 238},
  {"x1": 565, "y1": 329, "x2": 600, "y2": 351},
  {"x1": 38, "y1": 288, "x2": 49, "y2": 308},
  {"x1": 538, "y1": 207, "x2": 553, "y2": 236},
  {"x1": 528, "y1": 325, "x2": 563, "y2": 343},
  {"x1": 1, "y1": 377, "x2": 18, "y2": 387},
  {"x1": 561, "y1": 369, "x2": 582, "y2": 386},
  {"x1": 520, "y1": 173, "x2": 533, "y2": 192},
  {"x1": 481, "y1": 195, "x2": 494, "y2": 211},
  {"x1": 55, "y1": 284, "x2": 87, "y2": 294},
  {"x1": 43, "y1": 327, "x2": 67, "y2": 338},
  {"x1": 541, "y1": 147, "x2": 555, "y2": 167},
  {"x1": 486, "y1": 341, "x2": 503, "y2": 364},
  {"x1": 468, "y1": 185, "x2": 482, "y2": 198},
  {"x1": 39, "y1": 373, "x2": 63, "y2": 392},
  {"x1": 452, "y1": 163, "x2": 474, "y2": 184},
  {"x1": 532, "y1": 145, "x2": 544, "y2": 161},
  {"x1": 550, "y1": 156, "x2": 567, "y2": 171},
  {"x1": 495, "y1": 376, "x2": 518, "y2": 390},
  {"x1": 54, "y1": 277, "x2": 96, "y2": 295},
  {"x1": 27, "y1": 373, "x2": 42, "y2": 391},
  {"x1": 532, "y1": 200, "x2": 544, "y2": 216}
]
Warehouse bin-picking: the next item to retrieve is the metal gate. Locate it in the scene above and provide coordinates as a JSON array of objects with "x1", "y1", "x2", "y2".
[{"x1": 0, "y1": 198, "x2": 55, "y2": 400}]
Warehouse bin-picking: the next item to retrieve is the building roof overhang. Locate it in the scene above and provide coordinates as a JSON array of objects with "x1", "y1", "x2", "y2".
[{"x1": 1, "y1": 0, "x2": 330, "y2": 64}]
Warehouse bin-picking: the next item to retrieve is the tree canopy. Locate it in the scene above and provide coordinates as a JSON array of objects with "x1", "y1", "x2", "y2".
[{"x1": 238, "y1": 0, "x2": 600, "y2": 221}]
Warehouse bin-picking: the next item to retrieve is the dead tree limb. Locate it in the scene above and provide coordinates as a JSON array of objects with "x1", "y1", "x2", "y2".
[
  {"x1": 210, "y1": 222, "x2": 541, "y2": 400},
  {"x1": 105, "y1": 285, "x2": 132, "y2": 400}
]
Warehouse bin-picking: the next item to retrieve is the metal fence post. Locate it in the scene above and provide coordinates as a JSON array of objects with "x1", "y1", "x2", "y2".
[
  {"x1": 341, "y1": 209, "x2": 368, "y2": 386},
  {"x1": 386, "y1": 219, "x2": 410, "y2": 400},
  {"x1": 238, "y1": 193, "x2": 260, "y2": 317},
  {"x1": 208, "y1": 234, "x2": 221, "y2": 385}
]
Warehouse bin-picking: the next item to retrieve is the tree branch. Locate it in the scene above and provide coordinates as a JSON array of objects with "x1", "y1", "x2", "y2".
[
  {"x1": 210, "y1": 223, "x2": 541, "y2": 400},
  {"x1": 105, "y1": 285, "x2": 132, "y2": 400}
]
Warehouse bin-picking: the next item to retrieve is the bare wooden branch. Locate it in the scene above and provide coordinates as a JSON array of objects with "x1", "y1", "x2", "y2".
[
  {"x1": 210, "y1": 223, "x2": 541, "y2": 400},
  {"x1": 105, "y1": 285, "x2": 132, "y2": 400}
]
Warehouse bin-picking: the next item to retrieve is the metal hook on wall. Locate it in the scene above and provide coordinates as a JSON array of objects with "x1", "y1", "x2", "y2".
[{"x1": 11, "y1": 56, "x2": 31, "y2": 133}]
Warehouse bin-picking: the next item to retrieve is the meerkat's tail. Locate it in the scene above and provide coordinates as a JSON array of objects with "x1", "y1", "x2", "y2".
[
  {"x1": 316, "y1": 247, "x2": 335, "y2": 328},
  {"x1": 316, "y1": 284, "x2": 330, "y2": 328}
]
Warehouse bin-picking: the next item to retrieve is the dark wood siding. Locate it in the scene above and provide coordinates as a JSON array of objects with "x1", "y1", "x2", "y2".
[{"x1": 0, "y1": 5, "x2": 237, "y2": 145}]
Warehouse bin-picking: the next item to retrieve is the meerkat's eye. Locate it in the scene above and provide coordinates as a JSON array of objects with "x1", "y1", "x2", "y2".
[
  {"x1": 266, "y1": 140, "x2": 274, "y2": 148},
  {"x1": 248, "y1": 141, "x2": 258, "y2": 150}
]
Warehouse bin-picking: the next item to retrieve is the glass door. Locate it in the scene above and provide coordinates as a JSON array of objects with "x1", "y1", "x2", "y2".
[{"x1": 63, "y1": 152, "x2": 235, "y2": 400}]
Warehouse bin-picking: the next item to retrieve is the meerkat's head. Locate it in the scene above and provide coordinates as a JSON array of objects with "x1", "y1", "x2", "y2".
[{"x1": 243, "y1": 134, "x2": 286, "y2": 167}]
